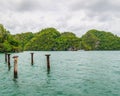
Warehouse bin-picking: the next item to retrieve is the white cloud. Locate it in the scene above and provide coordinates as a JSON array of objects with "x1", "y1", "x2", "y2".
[{"x1": 0, "y1": 0, "x2": 120, "y2": 36}]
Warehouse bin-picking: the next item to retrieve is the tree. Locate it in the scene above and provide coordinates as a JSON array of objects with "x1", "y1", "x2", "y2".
[
  {"x1": 14, "y1": 32, "x2": 34, "y2": 50},
  {"x1": 0, "y1": 24, "x2": 21, "y2": 52},
  {"x1": 55, "y1": 32, "x2": 81, "y2": 51},
  {"x1": 81, "y1": 29, "x2": 120, "y2": 50},
  {"x1": 24, "y1": 28, "x2": 61, "y2": 51}
]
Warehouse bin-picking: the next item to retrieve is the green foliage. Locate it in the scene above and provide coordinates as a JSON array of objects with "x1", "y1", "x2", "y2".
[
  {"x1": 81, "y1": 30, "x2": 100, "y2": 50},
  {"x1": 81, "y1": 29, "x2": 120, "y2": 50},
  {"x1": 24, "y1": 28, "x2": 61, "y2": 51},
  {"x1": 55, "y1": 32, "x2": 81, "y2": 51},
  {"x1": 0, "y1": 24, "x2": 9, "y2": 42},
  {"x1": 3, "y1": 40, "x2": 12, "y2": 52},
  {"x1": 1, "y1": 23, "x2": 120, "y2": 52},
  {"x1": 0, "y1": 24, "x2": 21, "y2": 52},
  {"x1": 25, "y1": 29, "x2": 81, "y2": 51},
  {"x1": 14, "y1": 32, "x2": 34, "y2": 50}
]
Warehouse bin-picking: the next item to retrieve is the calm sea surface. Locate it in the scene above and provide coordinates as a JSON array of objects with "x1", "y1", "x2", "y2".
[{"x1": 0, "y1": 51, "x2": 120, "y2": 96}]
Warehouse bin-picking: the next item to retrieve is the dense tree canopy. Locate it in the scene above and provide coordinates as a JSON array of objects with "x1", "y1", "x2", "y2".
[
  {"x1": 24, "y1": 28, "x2": 81, "y2": 51},
  {"x1": 81, "y1": 29, "x2": 120, "y2": 50},
  {"x1": 55, "y1": 32, "x2": 81, "y2": 51},
  {"x1": 14, "y1": 32, "x2": 34, "y2": 50},
  {"x1": 24, "y1": 28, "x2": 61, "y2": 51},
  {"x1": 0, "y1": 23, "x2": 120, "y2": 52},
  {"x1": 0, "y1": 24, "x2": 21, "y2": 52}
]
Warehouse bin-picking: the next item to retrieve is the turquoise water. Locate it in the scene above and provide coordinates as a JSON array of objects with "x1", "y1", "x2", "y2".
[{"x1": 0, "y1": 51, "x2": 120, "y2": 96}]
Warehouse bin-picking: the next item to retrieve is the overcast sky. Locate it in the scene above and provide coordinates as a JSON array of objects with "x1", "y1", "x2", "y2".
[{"x1": 0, "y1": 0, "x2": 120, "y2": 36}]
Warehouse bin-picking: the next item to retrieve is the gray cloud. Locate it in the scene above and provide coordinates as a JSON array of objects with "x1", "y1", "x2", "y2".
[
  {"x1": 70, "y1": 0, "x2": 120, "y2": 12},
  {"x1": 0, "y1": 0, "x2": 120, "y2": 36},
  {"x1": 70, "y1": 0, "x2": 120, "y2": 21}
]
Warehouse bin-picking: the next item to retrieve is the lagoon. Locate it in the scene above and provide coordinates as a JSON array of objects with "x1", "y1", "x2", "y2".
[{"x1": 0, "y1": 51, "x2": 120, "y2": 96}]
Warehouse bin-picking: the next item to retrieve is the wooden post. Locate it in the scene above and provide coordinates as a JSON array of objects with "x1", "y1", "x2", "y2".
[
  {"x1": 5, "y1": 53, "x2": 7, "y2": 62},
  {"x1": 31, "y1": 53, "x2": 34, "y2": 65},
  {"x1": 13, "y1": 56, "x2": 18, "y2": 79},
  {"x1": 45, "y1": 54, "x2": 50, "y2": 70},
  {"x1": 7, "y1": 54, "x2": 11, "y2": 70}
]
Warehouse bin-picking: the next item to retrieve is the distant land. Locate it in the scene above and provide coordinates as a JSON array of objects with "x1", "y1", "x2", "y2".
[{"x1": 0, "y1": 24, "x2": 120, "y2": 53}]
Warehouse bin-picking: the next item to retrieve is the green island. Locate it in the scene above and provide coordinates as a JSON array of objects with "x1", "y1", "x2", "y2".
[{"x1": 0, "y1": 24, "x2": 120, "y2": 52}]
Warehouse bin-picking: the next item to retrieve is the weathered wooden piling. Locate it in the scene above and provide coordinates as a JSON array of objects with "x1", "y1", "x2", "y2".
[
  {"x1": 7, "y1": 54, "x2": 11, "y2": 70},
  {"x1": 5, "y1": 53, "x2": 7, "y2": 62},
  {"x1": 30, "y1": 53, "x2": 34, "y2": 65},
  {"x1": 45, "y1": 54, "x2": 51, "y2": 70},
  {"x1": 13, "y1": 56, "x2": 18, "y2": 79}
]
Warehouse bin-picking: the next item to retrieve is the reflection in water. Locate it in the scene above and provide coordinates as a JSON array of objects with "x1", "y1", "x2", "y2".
[
  {"x1": 0, "y1": 51, "x2": 120, "y2": 96},
  {"x1": 46, "y1": 69, "x2": 51, "y2": 84},
  {"x1": 47, "y1": 69, "x2": 50, "y2": 74},
  {"x1": 8, "y1": 66, "x2": 11, "y2": 71},
  {"x1": 13, "y1": 78, "x2": 19, "y2": 88}
]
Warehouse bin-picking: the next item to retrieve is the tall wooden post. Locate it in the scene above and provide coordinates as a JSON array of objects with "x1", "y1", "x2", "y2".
[
  {"x1": 7, "y1": 54, "x2": 11, "y2": 70},
  {"x1": 5, "y1": 53, "x2": 7, "y2": 62},
  {"x1": 45, "y1": 54, "x2": 51, "y2": 70},
  {"x1": 31, "y1": 53, "x2": 34, "y2": 65},
  {"x1": 13, "y1": 56, "x2": 18, "y2": 79}
]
